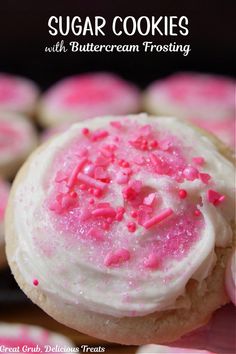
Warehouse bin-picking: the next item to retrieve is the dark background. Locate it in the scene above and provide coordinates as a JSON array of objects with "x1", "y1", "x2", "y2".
[{"x1": 0, "y1": 0, "x2": 235, "y2": 89}]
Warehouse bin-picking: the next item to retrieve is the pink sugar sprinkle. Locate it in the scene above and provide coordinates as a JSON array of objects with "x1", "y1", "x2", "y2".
[
  {"x1": 143, "y1": 208, "x2": 174, "y2": 229},
  {"x1": 179, "y1": 189, "x2": 187, "y2": 199},
  {"x1": 33, "y1": 279, "x2": 39, "y2": 286},
  {"x1": 79, "y1": 183, "x2": 87, "y2": 190},
  {"x1": 199, "y1": 172, "x2": 211, "y2": 184},
  {"x1": 67, "y1": 158, "x2": 87, "y2": 188},
  {"x1": 143, "y1": 193, "x2": 156, "y2": 206},
  {"x1": 110, "y1": 121, "x2": 122, "y2": 129},
  {"x1": 183, "y1": 166, "x2": 199, "y2": 181},
  {"x1": 104, "y1": 248, "x2": 130, "y2": 267},
  {"x1": 127, "y1": 222, "x2": 136, "y2": 233},
  {"x1": 77, "y1": 173, "x2": 106, "y2": 191},
  {"x1": 89, "y1": 198, "x2": 95, "y2": 204},
  {"x1": 144, "y1": 253, "x2": 159, "y2": 270},
  {"x1": 193, "y1": 156, "x2": 205, "y2": 166},
  {"x1": 82, "y1": 127, "x2": 90, "y2": 136},
  {"x1": 92, "y1": 207, "x2": 116, "y2": 218},
  {"x1": 207, "y1": 189, "x2": 225, "y2": 206},
  {"x1": 92, "y1": 129, "x2": 109, "y2": 141},
  {"x1": 87, "y1": 227, "x2": 104, "y2": 241}
]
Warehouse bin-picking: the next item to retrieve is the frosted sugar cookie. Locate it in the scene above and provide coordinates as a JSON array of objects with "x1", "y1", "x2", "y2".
[
  {"x1": 0, "y1": 112, "x2": 37, "y2": 178},
  {"x1": 37, "y1": 72, "x2": 140, "y2": 127},
  {"x1": 5, "y1": 114, "x2": 235, "y2": 345},
  {"x1": 0, "y1": 73, "x2": 39, "y2": 116},
  {"x1": 143, "y1": 73, "x2": 235, "y2": 148},
  {"x1": 143, "y1": 72, "x2": 235, "y2": 120}
]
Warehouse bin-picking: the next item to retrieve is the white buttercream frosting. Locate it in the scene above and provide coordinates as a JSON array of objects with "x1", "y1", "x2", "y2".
[{"x1": 10, "y1": 115, "x2": 234, "y2": 318}]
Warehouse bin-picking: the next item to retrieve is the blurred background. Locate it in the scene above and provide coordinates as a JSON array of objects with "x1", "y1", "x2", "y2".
[{"x1": 0, "y1": 1, "x2": 235, "y2": 353}]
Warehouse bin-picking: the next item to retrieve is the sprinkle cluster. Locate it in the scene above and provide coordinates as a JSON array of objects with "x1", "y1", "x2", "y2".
[{"x1": 46, "y1": 119, "x2": 224, "y2": 270}]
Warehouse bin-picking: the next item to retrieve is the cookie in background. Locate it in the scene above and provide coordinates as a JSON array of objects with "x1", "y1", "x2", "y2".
[
  {"x1": 37, "y1": 72, "x2": 141, "y2": 127},
  {"x1": 0, "y1": 112, "x2": 38, "y2": 179},
  {"x1": 143, "y1": 72, "x2": 235, "y2": 148},
  {"x1": 0, "y1": 73, "x2": 40, "y2": 117}
]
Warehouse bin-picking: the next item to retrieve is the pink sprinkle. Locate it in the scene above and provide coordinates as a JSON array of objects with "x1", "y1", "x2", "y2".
[
  {"x1": 33, "y1": 279, "x2": 39, "y2": 286},
  {"x1": 143, "y1": 208, "x2": 174, "y2": 229},
  {"x1": 94, "y1": 166, "x2": 108, "y2": 180},
  {"x1": 199, "y1": 172, "x2": 211, "y2": 184},
  {"x1": 127, "y1": 222, "x2": 136, "y2": 233},
  {"x1": 84, "y1": 163, "x2": 95, "y2": 176},
  {"x1": 93, "y1": 188, "x2": 102, "y2": 197},
  {"x1": 82, "y1": 127, "x2": 90, "y2": 136},
  {"x1": 95, "y1": 155, "x2": 110, "y2": 166},
  {"x1": 87, "y1": 227, "x2": 104, "y2": 241},
  {"x1": 92, "y1": 129, "x2": 109, "y2": 141},
  {"x1": 116, "y1": 213, "x2": 123, "y2": 221},
  {"x1": 55, "y1": 170, "x2": 68, "y2": 183},
  {"x1": 61, "y1": 195, "x2": 76, "y2": 209},
  {"x1": 89, "y1": 198, "x2": 95, "y2": 204},
  {"x1": 92, "y1": 207, "x2": 116, "y2": 218},
  {"x1": 116, "y1": 171, "x2": 129, "y2": 184},
  {"x1": 183, "y1": 166, "x2": 199, "y2": 181},
  {"x1": 179, "y1": 189, "x2": 187, "y2": 199},
  {"x1": 131, "y1": 210, "x2": 138, "y2": 218},
  {"x1": 143, "y1": 193, "x2": 156, "y2": 206},
  {"x1": 110, "y1": 121, "x2": 122, "y2": 129},
  {"x1": 70, "y1": 191, "x2": 77, "y2": 198},
  {"x1": 207, "y1": 189, "x2": 225, "y2": 206},
  {"x1": 104, "y1": 248, "x2": 130, "y2": 267},
  {"x1": 117, "y1": 207, "x2": 125, "y2": 214},
  {"x1": 77, "y1": 173, "x2": 106, "y2": 191},
  {"x1": 79, "y1": 183, "x2": 86, "y2": 190},
  {"x1": 193, "y1": 156, "x2": 205, "y2": 166},
  {"x1": 49, "y1": 200, "x2": 63, "y2": 214},
  {"x1": 194, "y1": 209, "x2": 201, "y2": 216},
  {"x1": 144, "y1": 253, "x2": 159, "y2": 270},
  {"x1": 102, "y1": 222, "x2": 110, "y2": 231},
  {"x1": 149, "y1": 140, "x2": 158, "y2": 149},
  {"x1": 67, "y1": 158, "x2": 87, "y2": 188}
]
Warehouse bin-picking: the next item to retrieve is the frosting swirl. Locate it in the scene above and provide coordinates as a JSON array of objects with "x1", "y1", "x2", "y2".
[{"x1": 11, "y1": 115, "x2": 234, "y2": 317}]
